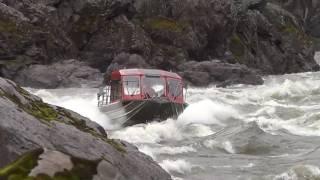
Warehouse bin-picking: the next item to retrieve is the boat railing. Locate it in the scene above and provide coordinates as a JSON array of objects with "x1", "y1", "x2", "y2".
[{"x1": 97, "y1": 86, "x2": 111, "y2": 107}]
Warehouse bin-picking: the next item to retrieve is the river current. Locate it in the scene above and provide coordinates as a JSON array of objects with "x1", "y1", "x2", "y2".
[{"x1": 28, "y1": 54, "x2": 320, "y2": 180}]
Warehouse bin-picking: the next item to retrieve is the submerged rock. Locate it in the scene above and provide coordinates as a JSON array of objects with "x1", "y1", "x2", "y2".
[
  {"x1": 0, "y1": 77, "x2": 171, "y2": 180},
  {"x1": 207, "y1": 122, "x2": 320, "y2": 156},
  {"x1": 178, "y1": 60, "x2": 263, "y2": 87}
]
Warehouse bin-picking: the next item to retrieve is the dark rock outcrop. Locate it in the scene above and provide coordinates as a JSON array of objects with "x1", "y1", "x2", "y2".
[
  {"x1": 0, "y1": 0, "x2": 319, "y2": 88},
  {"x1": 13, "y1": 59, "x2": 103, "y2": 88},
  {"x1": 0, "y1": 77, "x2": 171, "y2": 180},
  {"x1": 229, "y1": 0, "x2": 319, "y2": 74},
  {"x1": 275, "y1": 0, "x2": 320, "y2": 50},
  {"x1": 178, "y1": 60, "x2": 263, "y2": 87}
]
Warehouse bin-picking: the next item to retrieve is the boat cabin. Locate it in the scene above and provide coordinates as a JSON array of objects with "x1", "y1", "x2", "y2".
[{"x1": 98, "y1": 69, "x2": 185, "y2": 106}]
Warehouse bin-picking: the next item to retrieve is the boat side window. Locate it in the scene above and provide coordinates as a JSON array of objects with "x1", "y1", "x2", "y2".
[
  {"x1": 123, "y1": 76, "x2": 140, "y2": 96},
  {"x1": 143, "y1": 76, "x2": 165, "y2": 98},
  {"x1": 110, "y1": 80, "x2": 121, "y2": 102},
  {"x1": 167, "y1": 79, "x2": 183, "y2": 98}
]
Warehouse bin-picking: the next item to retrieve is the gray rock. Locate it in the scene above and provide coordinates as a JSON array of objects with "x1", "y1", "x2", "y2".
[
  {"x1": 0, "y1": 0, "x2": 320, "y2": 88},
  {"x1": 178, "y1": 60, "x2": 263, "y2": 87},
  {"x1": 14, "y1": 59, "x2": 103, "y2": 88},
  {"x1": 0, "y1": 77, "x2": 171, "y2": 179}
]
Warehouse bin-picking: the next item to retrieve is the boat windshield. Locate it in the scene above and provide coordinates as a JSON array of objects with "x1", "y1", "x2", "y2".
[
  {"x1": 143, "y1": 76, "x2": 165, "y2": 98},
  {"x1": 122, "y1": 76, "x2": 140, "y2": 96},
  {"x1": 167, "y1": 78, "x2": 183, "y2": 98}
]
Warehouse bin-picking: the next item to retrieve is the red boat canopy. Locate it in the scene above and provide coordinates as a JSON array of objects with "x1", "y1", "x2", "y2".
[{"x1": 111, "y1": 69, "x2": 182, "y2": 80}]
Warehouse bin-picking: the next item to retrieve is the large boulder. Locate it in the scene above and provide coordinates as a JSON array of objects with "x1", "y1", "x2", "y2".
[
  {"x1": 275, "y1": 0, "x2": 320, "y2": 50},
  {"x1": 79, "y1": 15, "x2": 153, "y2": 71},
  {"x1": 0, "y1": 77, "x2": 171, "y2": 179},
  {"x1": 13, "y1": 59, "x2": 103, "y2": 88},
  {"x1": 178, "y1": 60, "x2": 263, "y2": 87},
  {"x1": 227, "y1": 0, "x2": 320, "y2": 74}
]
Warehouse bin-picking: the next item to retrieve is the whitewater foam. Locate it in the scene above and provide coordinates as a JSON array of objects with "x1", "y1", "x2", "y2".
[
  {"x1": 26, "y1": 71, "x2": 320, "y2": 179},
  {"x1": 159, "y1": 159, "x2": 194, "y2": 174},
  {"x1": 177, "y1": 99, "x2": 239, "y2": 126},
  {"x1": 28, "y1": 88, "x2": 119, "y2": 130},
  {"x1": 139, "y1": 145, "x2": 196, "y2": 156},
  {"x1": 110, "y1": 119, "x2": 214, "y2": 144},
  {"x1": 274, "y1": 165, "x2": 320, "y2": 180}
]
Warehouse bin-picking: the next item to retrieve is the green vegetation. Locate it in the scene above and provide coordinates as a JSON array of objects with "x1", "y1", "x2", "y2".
[
  {"x1": 229, "y1": 33, "x2": 245, "y2": 58},
  {"x1": 26, "y1": 100, "x2": 59, "y2": 122},
  {"x1": 0, "y1": 149, "x2": 43, "y2": 180},
  {"x1": 0, "y1": 58, "x2": 35, "y2": 68},
  {"x1": 0, "y1": 82, "x2": 126, "y2": 153},
  {"x1": 0, "y1": 18, "x2": 18, "y2": 33},
  {"x1": 106, "y1": 139, "x2": 126, "y2": 153},
  {"x1": 72, "y1": 15, "x2": 99, "y2": 33},
  {"x1": 0, "y1": 86, "x2": 58, "y2": 124},
  {"x1": 0, "y1": 17, "x2": 30, "y2": 41},
  {"x1": 0, "y1": 149, "x2": 100, "y2": 180},
  {"x1": 280, "y1": 22, "x2": 298, "y2": 34},
  {"x1": 279, "y1": 20, "x2": 313, "y2": 46},
  {"x1": 145, "y1": 17, "x2": 186, "y2": 32}
]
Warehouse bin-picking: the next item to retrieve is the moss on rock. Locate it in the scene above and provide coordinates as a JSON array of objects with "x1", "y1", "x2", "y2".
[
  {"x1": 1, "y1": 81, "x2": 126, "y2": 154},
  {"x1": 0, "y1": 149, "x2": 43, "y2": 180},
  {"x1": 0, "y1": 86, "x2": 58, "y2": 124},
  {"x1": 229, "y1": 33, "x2": 245, "y2": 59},
  {"x1": 145, "y1": 17, "x2": 185, "y2": 32},
  {"x1": 26, "y1": 101, "x2": 59, "y2": 122},
  {"x1": 0, "y1": 18, "x2": 18, "y2": 33},
  {"x1": 0, "y1": 149, "x2": 100, "y2": 180},
  {"x1": 278, "y1": 19, "x2": 313, "y2": 46}
]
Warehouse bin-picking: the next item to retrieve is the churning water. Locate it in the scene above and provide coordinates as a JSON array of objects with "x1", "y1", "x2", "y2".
[{"x1": 29, "y1": 70, "x2": 320, "y2": 180}]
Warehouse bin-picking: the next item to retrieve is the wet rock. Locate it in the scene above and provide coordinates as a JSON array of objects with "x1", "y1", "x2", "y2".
[
  {"x1": 178, "y1": 60, "x2": 263, "y2": 87},
  {"x1": 79, "y1": 15, "x2": 153, "y2": 71},
  {"x1": 229, "y1": 1, "x2": 320, "y2": 74},
  {"x1": 13, "y1": 59, "x2": 103, "y2": 88},
  {"x1": 1, "y1": 0, "x2": 320, "y2": 88},
  {"x1": 0, "y1": 77, "x2": 171, "y2": 179},
  {"x1": 111, "y1": 52, "x2": 150, "y2": 70},
  {"x1": 274, "y1": 0, "x2": 320, "y2": 50}
]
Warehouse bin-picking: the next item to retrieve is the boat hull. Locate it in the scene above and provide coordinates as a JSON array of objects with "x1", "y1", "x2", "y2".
[{"x1": 99, "y1": 98, "x2": 187, "y2": 126}]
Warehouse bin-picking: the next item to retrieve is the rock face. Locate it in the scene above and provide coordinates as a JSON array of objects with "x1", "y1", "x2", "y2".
[
  {"x1": 0, "y1": 77, "x2": 171, "y2": 180},
  {"x1": 0, "y1": 0, "x2": 319, "y2": 88},
  {"x1": 13, "y1": 59, "x2": 103, "y2": 88},
  {"x1": 272, "y1": 0, "x2": 320, "y2": 50},
  {"x1": 178, "y1": 60, "x2": 263, "y2": 87}
]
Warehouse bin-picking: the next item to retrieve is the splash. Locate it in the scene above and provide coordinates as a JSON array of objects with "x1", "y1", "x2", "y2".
[
  {"x1": 274, "y1": 165, "x2": 320, "y2": 180},
  {"x1": 110, "y1": 119, "x2": 214, "y2": 144},
  {"x1": 28, "y1": 88, "x2": 120, "y2": 130},
  {"x1": 177, "y1": 99, "x2": 239, "y2": 126},
  {"x1": 26, "y1": 70, "x2": 320, "y2": 179},
  {"x1": 159, "y1": 159, "x2": 194, "y2": 174}
]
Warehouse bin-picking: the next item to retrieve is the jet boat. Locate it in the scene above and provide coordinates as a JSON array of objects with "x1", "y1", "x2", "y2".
[{"x1": 97, "y1": 69, "x2": 187, "y2": 126}]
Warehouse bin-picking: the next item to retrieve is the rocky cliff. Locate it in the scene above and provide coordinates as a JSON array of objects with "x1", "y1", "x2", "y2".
[
  {"x1": 0, "y1": 77, "x2": 171, "y2": 180},
  {"x1": 0, "y1": 0, "x2": 319, "y2": 87}
]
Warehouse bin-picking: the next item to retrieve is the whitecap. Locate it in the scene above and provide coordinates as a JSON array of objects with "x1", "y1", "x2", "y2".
[{"x1": 159, "y1": 159, "x2": 194, "y2": 174}]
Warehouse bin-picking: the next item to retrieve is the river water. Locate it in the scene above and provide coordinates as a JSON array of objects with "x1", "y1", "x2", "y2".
[{"x1": 29, "y1": 58, "x2": 320, "y2": 180}]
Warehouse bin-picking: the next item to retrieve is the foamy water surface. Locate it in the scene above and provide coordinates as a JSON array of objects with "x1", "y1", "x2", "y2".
[{"x1": 29, "y1": 70, "x2": 320, "y2": 180}]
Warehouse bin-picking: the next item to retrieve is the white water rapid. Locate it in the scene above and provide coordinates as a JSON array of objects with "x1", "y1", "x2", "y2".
[{"x1": 29, "y1": 70, "x2": 320, "y2": 180}]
